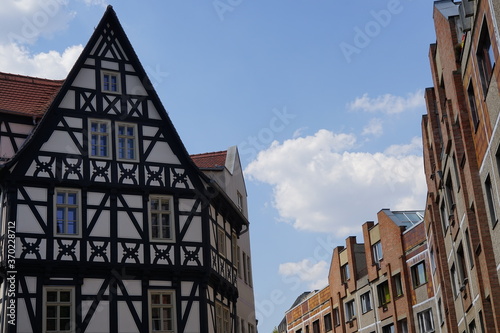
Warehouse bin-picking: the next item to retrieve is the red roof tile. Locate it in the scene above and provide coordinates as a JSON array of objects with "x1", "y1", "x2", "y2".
[
  {"x1": 0, "y1": 72, "x2": 64, "y2": 118},
  {"x1": 191, "y1": 150, "x2": 227, "y2": 170}
]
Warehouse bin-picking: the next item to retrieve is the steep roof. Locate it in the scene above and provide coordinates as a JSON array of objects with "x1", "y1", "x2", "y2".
[
  {"x1": 191, "y1": 150, "x2": 227, "y2": 170},
  {"x1": 0, "y1": 72, "x2": 63, "y2": 118}
]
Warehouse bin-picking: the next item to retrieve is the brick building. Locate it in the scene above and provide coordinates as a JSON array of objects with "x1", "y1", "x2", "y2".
[
  {"x1": 285, "y1": 210, "x2": 430, "y2": 333},
  {"x1": 422, "y1": 0, "x2": 500, "y2": 332},
  {"x1": 284, "y1": 1, "x2": 500, "y2": 332}
]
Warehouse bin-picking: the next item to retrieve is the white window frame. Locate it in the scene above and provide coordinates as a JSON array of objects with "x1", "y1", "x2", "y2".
[
  {"x1": 344, "y1": 300, "x2": 356, "y2": 321},
  {"x1": 43, "y1": 287, "x2": 75, "y2": 333},
  {"x1": 246, "y1": 253, "x2": 253, "y2": 287},
  {"x1": 216, "y1": 301, "x2": 230, "y2": 333},
  {"x1": 115, "y1": 122, "x2": 138, "y2": 162},
  {"x1": 411, "y1": 261, "x2": 427, "y2": 288},
  {"x1": 372, "y1": 241, "x2": 383, "y2": 267},
  {"x1": 360, "y1": 291, "x2": 372, "y2": 313},
  {"x1": 218, "y1": 227, "x2": 227, "y2": 257},
  {"x1": 417, "y1": 308, "x2": 434, "y2": 333},
  {"x1": 149, "y1": 196, "x2": 174, "y2": 242},
  {"x1": 89, "y1": 119, "x2": 111, "y2": 159},
  {"x1": 149, "y1": 290, "x2": 176, "y2": 333},
  {"x1": 101, "y1": 70, "x2": 120, "y2": 93},
  {"x1": 54, "y1": 189, "x2": 81, "y2": 237}
]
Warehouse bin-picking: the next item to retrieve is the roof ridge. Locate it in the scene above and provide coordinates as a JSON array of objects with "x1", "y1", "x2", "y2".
[
  {"x1": 190, "y1": 150, "x2": 227, "y2": 157},
  {"x1": 0, "y1": 72, "x2": 65, "y2": 86}
]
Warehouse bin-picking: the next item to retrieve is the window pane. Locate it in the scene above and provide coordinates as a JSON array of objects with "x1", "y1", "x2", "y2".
[
  {"x1": 46, "y1": 318, "x2": 57, "y2": 331},
  {"x1": 57, "y1": 193, "x2": 66, "y2": 204},
  {"x1": 59, "y1": 291, "x2": 71, "y2": 302},
  {"x1": 67, "y1": 193, "x2": 77, "y2": 205},
  {"x1": 47, "y1": 305, "x2": 57, "y2": 317}
]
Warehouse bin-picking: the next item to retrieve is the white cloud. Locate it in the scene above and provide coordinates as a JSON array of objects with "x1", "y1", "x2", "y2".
[
  {"x1": 362, "y1": 118, "x2": 383, "y2": 137},
  {"x1": 81, "y1": 0, "x2": 108, "y2": 7},
  {"x1": 0, "y1": 43, "x2": 82, "y2": 79},
  {"x1": 348, "y1": 90, "x2": 425, "y2": 114},
  {"x1": 245, "y1": 129, "x2": 426, "y2": 236},
  {"x1": 0, "y1": 0, "x2": 75, "y2": 45},
  {"x1": 384, "y1": 137, "x2": 423, "y2": 157},
  {"x1": 279, "y1": 259, "x2": 329, "y2": 290}
]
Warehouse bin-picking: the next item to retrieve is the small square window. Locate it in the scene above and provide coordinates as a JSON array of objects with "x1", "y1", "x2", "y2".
[{"x1": 102, "y1": 71, "x2": 120, "y2": 93}]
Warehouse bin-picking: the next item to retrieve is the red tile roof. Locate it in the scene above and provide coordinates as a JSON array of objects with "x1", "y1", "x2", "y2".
[
  {"x1": 0, "y1": 72, "x2": 64, "y2": 118},
  {"x1": 191, "y1": 150, "x2": 227, "y2": 170}
]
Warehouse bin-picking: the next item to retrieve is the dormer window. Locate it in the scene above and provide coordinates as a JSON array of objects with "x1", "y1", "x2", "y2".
[{"x1": 102, "y1": 71, "x2": 120, "y2": 93}]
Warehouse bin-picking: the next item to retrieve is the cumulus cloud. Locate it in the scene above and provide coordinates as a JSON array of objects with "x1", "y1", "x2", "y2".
[
  {"x1": 279, "y1": 259, "x2": 329, "y2": 290},
  {"x1": 362, "y1": 118, "x2": 383, "y2": 137},
  {"x1": 348, "y1": 90, "x2": 425, "y2": 114},
  {"x1": 384, "y1": 136, "x2": 423, "y2": 157},
  {"x1": 0, "y1": 43, "x2": 82, "y2": 79},
  {"x1": 81, "y1": 0, "x2": 108, "y2": 7},
  {"x1": 0, "y1": 0, "x2": 75, "y2": 45},
  {"x1": 244, "y1": 129, "x2": 426, "y2": 236}
]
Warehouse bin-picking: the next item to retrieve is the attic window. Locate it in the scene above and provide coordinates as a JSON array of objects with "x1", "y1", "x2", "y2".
[{"x1": 102, "y1": 71, "x2": 120, "y2": 93}]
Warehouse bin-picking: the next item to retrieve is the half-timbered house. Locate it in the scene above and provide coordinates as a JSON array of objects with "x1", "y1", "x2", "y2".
[{"x1": 0, "y1": 5, "x2": 250, "y2": 333}]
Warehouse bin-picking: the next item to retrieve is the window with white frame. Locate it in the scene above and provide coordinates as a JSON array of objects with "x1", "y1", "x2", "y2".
[
  {"x1": 150, "y1": 290, "x2": 175, "y2": 332},
  {"x1": 116, "y1": 123, "x2": 137, "y2": 161},
  {"x1": 333, "y1": 308, "x2": 340, "y2": 327},
  {"x1": 44, "y1": 287, "x2": 74, "y2": 332},
  {"x1": 372, "y1": 241, "x2": 383, "y2": 268},
  {"x1": 345, "y1": 300, "x2": 356, "y2": 321},
  {"x1": 55, "y1": 189, "x2": 80, "y2": 236},
  {"x1": 246, "y1": 254, "x2": 253, "y2": 287},
  {"x1": 411, "y1": 261, "x2": 427, "y2": 288},
  {"x1": 485, "y1": 176, "x2": 498, "y2": 227},
  {"x1": 341, "y1": 263, "x2": 350, "y2": 283},
  {"x1": 218, "y1": 227, "x2": 226, "y2": 257},
  {"x1": 243, "y1": 251, "x2": 248, "y2": 284},
  {"x1": 382, "y1": 323, "x2": 395, "y2": 333},
  {"x1": 417, "y1": 309, "x2": 434, "y2": 333},
  {"x1": 477, "y1": 20, "x2": 495, "y2": 94},
  {"x1": 237, "y1": 246, "x2": 242, "y2": 279},
  {"x1": 398, "y1": 319, "x2": 408, "y2": 333},
  {"x1": 89, "y1": 119, "x2": 111, "y2": 158},
  {"x1": 150, "y1": 196, "x2": 173, "y2": 241},
  {"x1": 360, "y1": 291, "x2": 372, "y2": 313},
  {"x1": 216, "y1": 302, "x2": 230, "y2": 333},
  {"x1": 102, "y1": 71, "x2": 120, "y2": 93},
  {"x1": 237, "y1": 191, "x2": 243, "y2": 211}
]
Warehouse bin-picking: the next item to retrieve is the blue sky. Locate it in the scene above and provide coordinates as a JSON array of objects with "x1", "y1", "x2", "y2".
[{"x1": 0, "y1": 0, "x2": 436, "y2": 331}]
